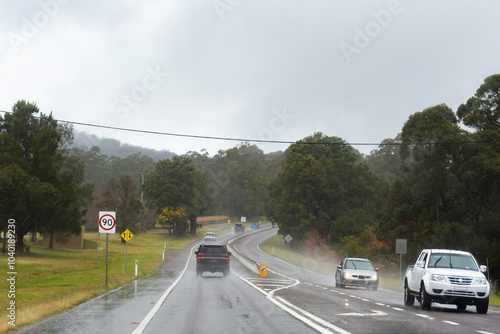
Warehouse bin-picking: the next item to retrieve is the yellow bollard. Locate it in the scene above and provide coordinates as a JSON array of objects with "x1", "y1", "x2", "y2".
[{"x1": 259, "y1": 263, "x2": 267, "y2": 277}]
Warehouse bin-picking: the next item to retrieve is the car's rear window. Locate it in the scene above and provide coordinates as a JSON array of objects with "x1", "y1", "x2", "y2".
[{"x1": 200, "y1": 245, "x2": 226, "y2": 254}]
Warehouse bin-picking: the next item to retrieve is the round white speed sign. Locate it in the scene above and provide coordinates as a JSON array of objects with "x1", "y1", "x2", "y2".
[{"x1": 99, "y1": 211, "x2": 116, "y2": 233}]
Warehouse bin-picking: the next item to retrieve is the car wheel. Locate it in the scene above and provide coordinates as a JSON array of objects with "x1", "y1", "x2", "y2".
[
  {"x1": 419, "y1": 283, "x2": 431, "y2": 310},
  {"x1": 404, "y1": 280, "x2": 414, "y2": 306},
  {"x1": 476, "y1": 297, "x2": 489, "y2": 314},
  {"x1": 340, "y1": 282, "x2": 345, "y2": 289}
]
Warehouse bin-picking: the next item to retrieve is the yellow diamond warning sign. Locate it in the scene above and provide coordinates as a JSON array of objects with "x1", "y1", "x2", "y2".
[{"x1": 121, "y1": 229, "x2": 134, "y2": 242}]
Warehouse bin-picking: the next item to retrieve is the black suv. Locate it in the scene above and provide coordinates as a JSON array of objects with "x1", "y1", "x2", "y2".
[
  {"x1": 234, "y1": 223, "x2": 245, "y2": 233},
  {"x1": 195, "y1": 244, "x2": 231, "y2": 277}
]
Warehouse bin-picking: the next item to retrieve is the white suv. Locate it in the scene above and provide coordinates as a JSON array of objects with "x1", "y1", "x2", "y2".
[{"x1": 404, "y1": 249, "x2": 490, "y2": 314}]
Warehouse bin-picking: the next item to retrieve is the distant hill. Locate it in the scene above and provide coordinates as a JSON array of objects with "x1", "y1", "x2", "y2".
[{"x1": 72, "y1": 131, "x2": 176, "y2": 161}]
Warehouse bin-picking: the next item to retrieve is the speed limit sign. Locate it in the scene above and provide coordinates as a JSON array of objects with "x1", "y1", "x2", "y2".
[{"x1": 99, "y1": 211, "x2": 116, "y2": 234}]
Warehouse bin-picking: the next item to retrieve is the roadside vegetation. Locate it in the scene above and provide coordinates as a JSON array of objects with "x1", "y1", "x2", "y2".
[{"x1": 0, "y1": 232, "x2": 200, "y2": 333}]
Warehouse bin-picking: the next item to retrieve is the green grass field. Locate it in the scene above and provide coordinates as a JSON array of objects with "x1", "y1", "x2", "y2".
[
  {"x1": 0, "y1": 231, "x2": 202, "y2": 333},
  {"x1": 261, "y1": 234, "x2": 500, "y2": 306}
]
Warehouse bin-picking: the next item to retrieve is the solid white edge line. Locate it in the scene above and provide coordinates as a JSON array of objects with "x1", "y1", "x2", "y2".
[{"x1": 131, "y1": 243, "x2": 198, "y2": 334}]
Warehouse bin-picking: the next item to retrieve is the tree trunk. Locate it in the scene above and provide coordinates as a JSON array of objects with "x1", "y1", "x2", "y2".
[
  {"x1": 16, "y1": 236, "x2": 24, "y2": 254},
  {"x1": 188, "y1": 214, "x2": 197, "y2": 235},
  {"x1": 48, "y1": 233, "x2": 54, "y2": 250}
]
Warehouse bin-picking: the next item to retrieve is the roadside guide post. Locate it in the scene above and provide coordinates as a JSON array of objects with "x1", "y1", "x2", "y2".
[
  {"x1": 135, "y1": 260, "x2": 138, "y2": 277},
  {"x1": 121, "y1": 229, "x2": 134, "y2": 274},
  {"x1": 99, "y1": 211, "x2": 116, "y2": 286},
  {"x1": 396, "y1": 239, "x2": 407, "y2": 288},
  {"x1": 284, "y1": 234, "x2": 293, "y2": 259}
]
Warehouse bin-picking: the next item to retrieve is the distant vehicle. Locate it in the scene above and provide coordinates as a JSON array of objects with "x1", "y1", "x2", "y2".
[
  {"x1": 234, "y1": 223, "x2": 245, "y2": 233},
  {"x1": 404, "y1": 249, "x2": 490, "y2": 314},
  {"x1": 250, "y1": 222, "x2": 260, "y2": 229},
  {"x1": 204, "y1": 232, "x2": 216, "y2": 239},
  {"x1": 195, "y1": 244, "x2": 231, "y2": 277},
  {"x1": 335, "y1": 257, "x2": 379, "y2": 290},
  {"x1": 203, "y1": 235, "x2": 216, "y2": 244}
]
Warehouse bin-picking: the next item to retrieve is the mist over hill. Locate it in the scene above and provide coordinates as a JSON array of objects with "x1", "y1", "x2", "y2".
[{"x1": 72, "y1": 131, "x2": 176, "y2": 161}]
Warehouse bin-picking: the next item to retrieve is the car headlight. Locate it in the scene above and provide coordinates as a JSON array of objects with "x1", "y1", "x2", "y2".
[
  {"x1": 473, "y1": 277, "x2": 487, "y2": 285},
  {"x1": 344, "y1": 273, "x2": 352, "y2": 278},
  {"x1": 431, "y1": 274, "x2": 446, "y2": 282},
  {"x1": 372, "y1": 273, "x2": 378, "y2": 280}
]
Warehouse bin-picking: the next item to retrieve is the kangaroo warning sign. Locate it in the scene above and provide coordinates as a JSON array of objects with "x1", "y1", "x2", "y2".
[{"x1": 99, "y1": 211, "x2": 116, "y2": 234}]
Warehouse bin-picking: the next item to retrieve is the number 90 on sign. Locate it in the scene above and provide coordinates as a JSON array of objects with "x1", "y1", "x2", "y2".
[
  {"x1": 99, "y1": 211, "x2": 116, "y2": 233},
  {"x1": 101, "y1": 217, "x2": 114, "y2": 227}
]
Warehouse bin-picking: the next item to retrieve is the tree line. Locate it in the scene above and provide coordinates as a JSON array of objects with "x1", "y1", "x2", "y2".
[{"x1": 1, "y1": 74, "x2": 499, "y2": 279}]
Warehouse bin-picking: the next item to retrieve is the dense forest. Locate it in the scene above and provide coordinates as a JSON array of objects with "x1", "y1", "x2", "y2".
[{"x1": 1, "y1": 74, "x2": 499, "y2": 278}]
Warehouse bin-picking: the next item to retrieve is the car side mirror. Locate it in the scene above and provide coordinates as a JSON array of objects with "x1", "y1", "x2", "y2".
[
  {"x1": 194, "y1": 251, "x2": 198, "y2": 255},
  {"x1": 228, "y1": 252, "x2": 232, "y2": 256},
  {"x1": 480, "y1": 265, "x2": 487, "y2": 273},
  {"x1": 375, "y1": 268, "x2": 379, "y2": 271},
  {"x1": 337, "y1": 265, "x2": 342, "y2": 270},
  {"x1": 416, "y1": 260, "x2": 424, "y2": 268}
]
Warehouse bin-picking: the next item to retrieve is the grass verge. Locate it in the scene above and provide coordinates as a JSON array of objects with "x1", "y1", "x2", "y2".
[
  {"x1": 1, "y1": 232, "x2": 201, "y2": 333},
  {"x1": 261, "y1": 235, "x2": 500, "y2": 306}
]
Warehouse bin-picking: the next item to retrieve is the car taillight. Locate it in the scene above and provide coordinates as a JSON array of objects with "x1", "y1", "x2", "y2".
[
  {"x1": 222, "y1": 254, "x2": 229, "y2": 259},
  {"x1": 197, "y1": 254, "x2": 205, "y2": 258}
]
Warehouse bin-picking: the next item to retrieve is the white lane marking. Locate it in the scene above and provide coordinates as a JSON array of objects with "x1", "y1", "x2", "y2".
[
  {"x1": 375, "y1": 303, "x2": 386, "y2": 307},
  {"x1": 132, "y1": 243, "x2": 198, "y2": 334},
  {"x1": 442, "y1": 320, "x2": 460, "y2": 326},
  {"x1": 236, "y1": 272, "x2": 349, "y2": 334},
  {"x1": 415, "y1": 313, "x2": 430, "y2": 318},
  {"x1": 336, "y1": 310, "x2": 388, "y2": 317},
  {"x1": 276, "y1": 296, "x2": 352, "y2": 334},
  {"x1": 392, "y1": 307, "x2": 404, "y2": 311},
  {"x1": 477, "y1": 331, "x2": 495, "y2": 334}
]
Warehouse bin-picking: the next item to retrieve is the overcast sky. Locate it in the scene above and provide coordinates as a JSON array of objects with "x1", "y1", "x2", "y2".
[{"x1": 1, "y1": 0, "x2": 499, "y2": 156}]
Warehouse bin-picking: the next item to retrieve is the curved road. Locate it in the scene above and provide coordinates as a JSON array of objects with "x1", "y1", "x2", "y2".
[{"x1": 14, "y1": 225, "x2": 500, "y2": 333}]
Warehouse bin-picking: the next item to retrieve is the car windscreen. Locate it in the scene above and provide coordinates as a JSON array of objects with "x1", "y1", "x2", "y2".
[
  {"x1": 428, "y1": 253, "x2": 479, "y2": 271},
  {"x1": 345, "y1": 260, "x2": 374, "y2": 271}
]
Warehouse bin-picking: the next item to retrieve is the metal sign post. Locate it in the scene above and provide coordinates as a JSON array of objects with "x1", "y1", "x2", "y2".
[
  {"x1": 284, "y1": 234, "x2": 293, "y2": 258},
  {"x1": 396, "y1": 239, "x2": 407, "y2": 288},
  {"x1": 121, "y1": 229, "x2": 134, "y2": 274},
  {"x1": 99, "y1": 211, "x2": 116, "y2": 286}
]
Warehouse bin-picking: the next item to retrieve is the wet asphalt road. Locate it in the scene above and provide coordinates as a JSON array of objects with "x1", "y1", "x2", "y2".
[{"x1": 13, "y1": 226, "x2": 500, "y2": 334}]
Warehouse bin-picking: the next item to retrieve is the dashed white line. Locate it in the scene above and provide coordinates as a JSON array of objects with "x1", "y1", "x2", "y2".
[{"x1": 442, "y1": 320, "x2": 459, "y2": 326}]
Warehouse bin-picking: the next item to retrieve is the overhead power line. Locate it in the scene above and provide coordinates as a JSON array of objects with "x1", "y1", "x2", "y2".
[
  {"x1": 0, "y1": 109, "x2": 492, "y2": 148},
  {"x1": 0, "y1": 109, "x2": 383, "y2": 146}
]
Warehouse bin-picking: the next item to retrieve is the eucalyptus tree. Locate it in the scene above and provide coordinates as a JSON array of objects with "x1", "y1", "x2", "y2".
[
  {"x1": 0, "y1": 100, "x2": 87, "y2": 251},
  {"x1": 267, "y1": 133, "x2": 384, "y2": 246},
  {"x1": 144, "y1": 156, "x2": 208, "y2": 236}
]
